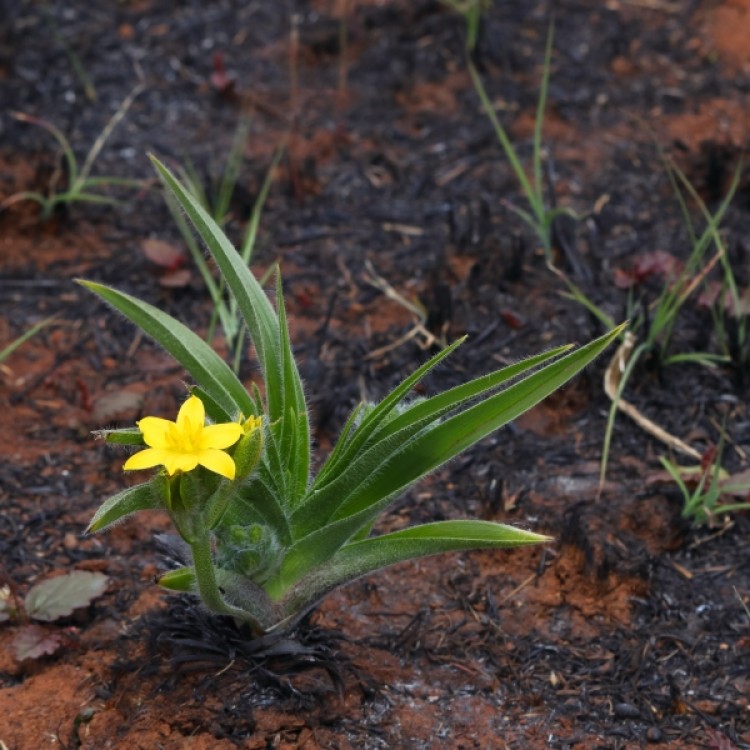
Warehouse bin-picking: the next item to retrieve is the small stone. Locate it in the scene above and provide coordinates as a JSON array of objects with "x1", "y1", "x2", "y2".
[
  {"x1": 77, "y1": 706, "x2": 96, "y2": 723},
  {"x1": 646, "y1": 726, "x2": 663, "y2": 742}
]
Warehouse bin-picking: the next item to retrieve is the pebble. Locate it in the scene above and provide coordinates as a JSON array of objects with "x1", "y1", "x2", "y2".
[{"x1": 646, "y1": 727, "x2": 663, "y2": 742}]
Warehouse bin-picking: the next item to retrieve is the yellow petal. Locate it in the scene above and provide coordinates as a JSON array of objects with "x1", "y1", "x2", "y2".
[
  {"x1": 198, "y1": 449, "x2": 236, "y2": 480},
  {"x1": 201, "y1": 422, "x2": 243, "y2": 450},
  {"x1": 137, "y1": 416, "x2": 174, "y2": 449},
  {"x1": 123, "y1": 447, "x2": 168, "y2": 472},
  {"x1": 177, "y1": 395, "x2": 205, "y2": 433},
  {"x1": 164, "y1": 452, "x2": 199, "y2": 475}
]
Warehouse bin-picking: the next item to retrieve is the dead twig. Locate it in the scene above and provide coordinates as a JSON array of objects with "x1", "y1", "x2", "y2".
[
  {"x1": 603, "y1": 332, "x2": 701, "y2": 460},
  {"x1": 362, "y1": 259, "x2": 443, "y2": 358}
]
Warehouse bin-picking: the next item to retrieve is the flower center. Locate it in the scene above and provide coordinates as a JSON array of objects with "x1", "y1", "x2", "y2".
[{"x1": 167, "y1": 416, "x2": 203, "y2": 452}]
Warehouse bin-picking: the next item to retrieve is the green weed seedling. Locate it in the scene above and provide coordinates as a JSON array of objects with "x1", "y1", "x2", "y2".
[
  {"x1": 164, "y1": 119, "x2": 284, "y2": 373},
  {"x1": 2, "y1": 85, "x2": 144, "y2": 220},
  {"x1": 80, "y1": 155, "x2": 623, "y2": 639},
  {"x1": 660, "y1": 435, "x2": 750, "y2": 526},
  {"x1": 465, "y1": 21, "x2": 574, "y2": 268},
  {"x1": 596, "y1": 158, "x2": 742, "y2": 488},
  {"x1": 668, "y1": 158, "x2": 749, "y2": 376}
]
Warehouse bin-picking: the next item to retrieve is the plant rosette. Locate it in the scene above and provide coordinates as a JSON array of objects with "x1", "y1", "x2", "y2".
[{"x1": 81, "y1": 155, "x2": 623, "y2": 638}]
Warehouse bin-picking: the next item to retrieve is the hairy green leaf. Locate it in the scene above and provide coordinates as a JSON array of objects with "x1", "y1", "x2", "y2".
[
  {"x1": 149, "y1": 157, "x2": 288, "y2": 417},
  {"x1": 87, "y1": 482, "x2": 163, "y2": 533},
  {"x1": 293, "y1": 342, "x2": 575, "y2": 536},
  {"x1": 78, "y1": 280, "x2": 251, "y2": 420},
  {"x1": 277, "y1": 325, "x2": 623, "y2": 589},
  {"x1": 276, "y1": 277, "x2": 310, "y2": 505},
  {"x1": 332, "y1": 325, "x2": 624, "y2": 523},
  {"x1": 276, "y1": 521, "x2": 548, "y2": 615}
]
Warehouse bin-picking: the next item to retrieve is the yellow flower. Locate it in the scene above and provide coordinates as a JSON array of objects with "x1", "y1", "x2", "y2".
[{"x1": 124, "y1": 395, "x2": 243, "y2": 480}]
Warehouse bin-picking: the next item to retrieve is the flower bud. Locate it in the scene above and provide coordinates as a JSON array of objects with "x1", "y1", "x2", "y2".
[
  {"x1": 233, "y1": 415, "x2": 264, "y2": 481},
  {"x1": 221, "y1": 522, "x2": 282, "y2": 581},
  {"x1": 157, "y1": 567, "x2": 196, "y2": 592}
]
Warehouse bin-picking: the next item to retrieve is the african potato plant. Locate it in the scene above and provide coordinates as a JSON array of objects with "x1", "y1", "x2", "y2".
[{"x1": 81, "y1": 155, "x2": 622, "y2": 637}]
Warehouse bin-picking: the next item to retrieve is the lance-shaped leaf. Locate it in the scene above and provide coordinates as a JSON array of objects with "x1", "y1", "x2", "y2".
[
  {"x1": 291, "y1": 422, "x2": 441, "y2": 540},
  {"x1": 87, "y1": 481, "x2": 164, "y2": 533},
  {"x1": 215, "y1": 569, "x2": 279, "y2": 630},
  {"x1": 275, "y1": 324, "x2": 624, "y2": 592},
  {"x1": 301, "y1": 341, "x2": 573, "y2": 535},
  {"x1": 276, "y1": 277, "x2": 310, "y2": 505},
  {"x1": 78, "y1": 280, "x2": 252, "y2": 421},
  {"x1": 314, "y1": 336, "x2": 467, "y2": 489},
  {"x1": 276, "y1": 521, "x2": 549, "y2": 619},
  {"x1": 150, "y1": 156, "x2": 310, "y2": 506},
  {"x1": 149, "y1": 156, "x2": 298, "y2": 422},
  {"x1": 331, "y1": 324, "x2": 624, "y2": 524},
  {"x1": 366, "y1": 344, "x2": 573, "y2": 449}
]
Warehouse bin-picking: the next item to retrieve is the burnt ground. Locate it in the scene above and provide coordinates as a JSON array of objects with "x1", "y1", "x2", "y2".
[{"x1": 1, "y1": 1, "x2": 750, "y2": 748}]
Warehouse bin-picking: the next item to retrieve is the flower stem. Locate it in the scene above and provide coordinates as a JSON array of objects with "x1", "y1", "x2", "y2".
[{"x1": 189, "y1": 533, "x2": 262, "y2": 631}]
